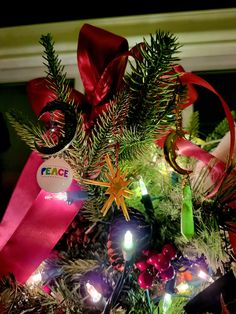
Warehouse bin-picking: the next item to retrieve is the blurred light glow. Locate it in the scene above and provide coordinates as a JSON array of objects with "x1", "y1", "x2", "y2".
[
  {"x1": 198, "y1": 270, "x2": 214, "y2": 283},
  {"x1": 176, "y1": 282, "x2": 189, "y2": 293},
  {"x1": 86, "y1": 282, "x2": 102, "y2": 303},
  {"x1": 26, "y1": 272, "x2": 42, "y2": 288},
  {"x1": 123, "y1": 230, "x2": 133, "y2": 250},
  {"x1": 163, "y1": 293, "x2": 172, "y2": 314},
  {"x1": 45, "y1": 192, "x2": 68, "y2": 201},
  {"x1": 139, "y1": 177, "x2": 148, "y2": 195}
]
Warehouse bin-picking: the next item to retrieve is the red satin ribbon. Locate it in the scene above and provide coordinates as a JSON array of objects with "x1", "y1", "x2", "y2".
[
  {"x1": 0, "y1": 152, "x2": 83, "y2": 283},
  {"x1": 27, "y1": 24, "x2": 130, "y2": 130}
]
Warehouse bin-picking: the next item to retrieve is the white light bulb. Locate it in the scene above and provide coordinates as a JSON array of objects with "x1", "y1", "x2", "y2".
[
  {"x1": 198, "y1": 270, "x2": 214, "y2": 283},
  {"x1": 86, "y1": 282, "x2": 102, "y2": 303},
  {"x1": 123, "y1": 230, "x2": 133, "y2": 250},
  {"x1": 122, "y1": 230, "x2": 135, "y2": 261},
  {"x1": 139, "y1": 177, "x2": 148, "y2": 195}
]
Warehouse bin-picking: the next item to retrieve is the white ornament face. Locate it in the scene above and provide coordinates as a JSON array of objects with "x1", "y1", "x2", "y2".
[{"x1": 36, "y1": 157, "x2": 73, "y2": 193}]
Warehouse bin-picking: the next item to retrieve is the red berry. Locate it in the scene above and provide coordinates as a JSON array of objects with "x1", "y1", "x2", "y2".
[
  {"x1": 152, "y1": 253, "x2": 170, "y2": 271},
  {"x1": 135, "y1": 260, "x2": 149, "y2": 272},
  {"x1": 138, "y1": 271, "x2": 154, "y2": 289},
  {"x1": 162, "y1": 244, "x2": 176, "y2": 260}
]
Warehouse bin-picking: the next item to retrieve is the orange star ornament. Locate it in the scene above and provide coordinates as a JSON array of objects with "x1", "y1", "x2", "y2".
[{"x1": 82, "y1": 154, "x2": 133, "y2": 220}]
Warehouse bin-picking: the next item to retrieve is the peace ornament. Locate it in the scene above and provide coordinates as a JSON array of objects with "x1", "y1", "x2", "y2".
[{"x1": 37, "y1": 157, "x2": 73, "y2": 193}]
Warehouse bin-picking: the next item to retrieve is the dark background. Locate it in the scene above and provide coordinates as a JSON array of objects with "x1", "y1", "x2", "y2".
[{"x1": 0, "y1": 2, "x2": 236, "y2": 28}]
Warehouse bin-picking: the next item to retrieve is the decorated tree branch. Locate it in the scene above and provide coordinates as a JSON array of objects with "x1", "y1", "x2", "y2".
[{"x1": 0, "y1": 23, "x2": 236, "y2": 313}]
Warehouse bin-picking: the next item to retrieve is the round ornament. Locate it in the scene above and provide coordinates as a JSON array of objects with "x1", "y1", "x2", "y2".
[
  {"x1": 35, "y1": 100, "x2": 77, "y2": 155},
  {"x1": 138, "y1": 270, "x2": 153, "y2": 289},
  {"x1": 162, "y1": 244, "x2": 177, "y2": 260},
  {"x1": 36, "y1": 157, "x2": 73, "y2": 193}
]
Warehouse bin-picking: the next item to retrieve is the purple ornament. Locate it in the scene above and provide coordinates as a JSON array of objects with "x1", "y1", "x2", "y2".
[{"x1": 158, "y1": 265, "x2": 175, "y2": 282}]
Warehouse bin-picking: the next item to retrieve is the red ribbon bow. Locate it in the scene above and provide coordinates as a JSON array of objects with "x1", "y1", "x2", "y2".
[{"x1": 27, "y1": 23, "x2": 130, "y2": 130}]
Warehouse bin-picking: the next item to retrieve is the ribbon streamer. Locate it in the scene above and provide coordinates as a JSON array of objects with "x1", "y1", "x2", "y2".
[
  {"x1": 0, "y1": 24, "x2": 131, "y2": 283},
  {"x1": 157, "y1": 70, "x2": 235, "y2": 198},
  {"x1": 0, "y1": 152, "x2": 84, "y2": 283}
]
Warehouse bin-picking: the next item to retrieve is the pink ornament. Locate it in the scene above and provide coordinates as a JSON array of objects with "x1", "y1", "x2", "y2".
[
  {"x1": 162, "y1": 244, "x2": 176, "y2": 260},
  {"x1": 135, "y1": 260, "x2": 149, "y2": 272},
  {"x1": 138, "y1": 271, "x2": 153, "y2": 289},
  {"x1": 158, "y1": 265, "x2": 175, "y2": 282}
]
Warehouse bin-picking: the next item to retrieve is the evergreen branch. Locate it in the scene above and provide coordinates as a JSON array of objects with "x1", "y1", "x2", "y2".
[
  {"x1": 0, "y1": 274, "x2": 65, "y2": 314},
  {"x1": 82, "y1": 190, "x2": 105, "y2": 222},
  {"x1": 118, "y1": 127, "x2": 157, "y2": 161},
  {"x1": 176, "y1": 212, "x2": 229, "y2": 273},
  {"x1": 205, "y1": 110, "x2": 236, "y2": 151},
  {"x1": 185, "y1": 110, "x2": 200, "y2": 140},
  {"x1": 61, "y1": 112, "x2": 87, "y2": 179},
  {"x1": 40, "y1": 33, "x2": 71, "y2": 102},
  {"x1": 61, "y1": 258, "x2": 98, "y2": 277},
  {"x1": 6, "y1": 110, "x2": 55, "y2": 151},
  {"x1": 81, "y1": 97, "x2": 129, "y2": 178},
  {"x1": 44, "y1": 254, "x2": 98, "y2": 284},
  {"x1": 124, "y1": 31, "x2": 182, "y2": 134}
]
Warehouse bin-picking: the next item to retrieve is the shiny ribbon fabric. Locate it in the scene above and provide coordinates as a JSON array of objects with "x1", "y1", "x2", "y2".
[
  {"x1": 27, "y1": 23, "x2": 129, "y2": 130},
  {"x1": 0, "y1": 24, "x2": 131, "y2": 283},
  {"x1": 76, "y1": 23, "x2": 129, "y2": 128},
  {"x1": 176, "y1": 71, "x2": 235, "y2": 198},
  {"x1": 0, "y1": 152, "x2": 84, "y2": 283},
  {"x1": 156, "y1": 69, "x2": 235, "y2": 196},
  {"x1": 156, "y1": 69, "x2": 236, "y2": 254}
]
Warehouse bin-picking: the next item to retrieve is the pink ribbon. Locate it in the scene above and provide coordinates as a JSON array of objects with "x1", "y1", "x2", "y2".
[
  {"x1": 157, "y1": 69, "x2": 236, "y2": 254},
  {"x1": 157, "y1": 69, "x2": 235, "y2": 198},
  {"x1": 0, "y1": 23, "x2": 131, "y2": 283},
  {"x1": 0, "y1": 152, "x2": 83, "y2": 283}
]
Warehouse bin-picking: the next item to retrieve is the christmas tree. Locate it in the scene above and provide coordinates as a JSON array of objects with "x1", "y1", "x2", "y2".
[{"x1": 0, "y1": 23, "x2": 235, "y2": 313}]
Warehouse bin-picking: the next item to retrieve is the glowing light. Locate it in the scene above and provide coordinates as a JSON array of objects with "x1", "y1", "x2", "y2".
[
  {"x1": 123, "y1": 230, "x2": 133, "y2": 250},
  {"x1": 163, "y1": 293, "x2": 172, "y2": 314},
  {"x1": 26, "y1": 272, "x2": 42, "y2": 288},
  {"x1": 122, "y1": 230, "x2": 135, "y2": 261},
  {"x1": 198, "y1": 270, "x2": 214, "y2": 283},
  {"x1": 45, "y1": 192, "x2": 68, "y2": 201},
  {"x1": 139, "y1": 176, "x2": 148, "y2": 195},
  {"x1": 26, "y1": 262, "x2": 45, "y2": 288},
  {"x1": 85, "y1": 282, "x2": 102, "y2": 303},
  {"x1": 176, "y1": 282, "x2": 189, "y2": 293}
]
